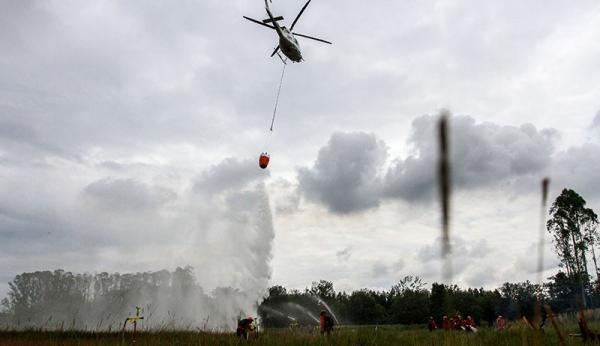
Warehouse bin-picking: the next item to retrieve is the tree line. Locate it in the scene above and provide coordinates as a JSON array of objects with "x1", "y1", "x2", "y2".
[
  {"x1": 0, "y1": 266, "x2": 256, "y2": 330},
  {"x1": 2, "y1": 270, "x2": 598, "y2": 329},
  {"x1": 259, "y1": 276, "x2": 600, "y2": 328}
]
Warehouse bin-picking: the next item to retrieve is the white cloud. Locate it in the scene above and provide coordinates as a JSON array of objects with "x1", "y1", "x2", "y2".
[{"x1": 298, "y1": 132, "x2": 387, "y2": 214}]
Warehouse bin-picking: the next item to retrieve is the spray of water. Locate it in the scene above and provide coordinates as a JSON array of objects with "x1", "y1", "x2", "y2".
[
  {"x1": 261, "y1": 306, "x2": 297, "y2": 321},
  {"x1": 287, "y1": 303, "x2": 319, "y2": 323},
  {"x1": 2, "y1": 159, "x2": 276, "y2": 332},
  {"x1": 310, "y1": 296, "x2": 339, "y2": 324}
]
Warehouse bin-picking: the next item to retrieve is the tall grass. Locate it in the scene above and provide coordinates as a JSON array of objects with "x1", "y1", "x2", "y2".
[{"x1": 0, "y1": 323, "x2": 595, "y2": 346}]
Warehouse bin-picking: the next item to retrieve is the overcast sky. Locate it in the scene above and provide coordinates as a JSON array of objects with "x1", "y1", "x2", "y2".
[{"x1": 1, "y1": 0, "x2": 600, "y2": 298}]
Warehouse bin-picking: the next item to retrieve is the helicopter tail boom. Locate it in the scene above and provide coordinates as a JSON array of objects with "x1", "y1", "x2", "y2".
[{"x1": 264, "y1": 0, "x2": 284, "y2": 37}]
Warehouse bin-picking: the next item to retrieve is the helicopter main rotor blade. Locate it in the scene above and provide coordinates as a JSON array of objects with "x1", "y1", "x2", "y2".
[
  {"x1": 243, "y1": 16, "x2": 276, "y2": 30},
  {"x1": 270, "y1": 45, "x2": 281, "y2": 57},
  {"x1": 292, "y1": 32, "x2": 332, "y2": 45},
  {"x1": 290, "y1": 0, "x2": 312, "y2": 31},
  {"x1": 263, "y1": 16, "x2": 284, "y2": 24}
]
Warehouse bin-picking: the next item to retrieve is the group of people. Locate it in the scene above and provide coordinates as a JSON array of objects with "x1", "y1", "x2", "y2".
[
  {"x1": 428, "y1": 314, "x2": 477, "y2": 332},
  {"x1": 428, "y1": 314, "x2": 508, "y2": 332},
  {"x1": 237, "y1": 310, "x2": 335, "y2": 339}
]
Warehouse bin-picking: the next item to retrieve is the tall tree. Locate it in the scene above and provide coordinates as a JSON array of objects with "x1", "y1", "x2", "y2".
[
  {"x1": 547, "y1": 189, "x2": 598, "y2": 305},
  {"x1": 583, "y1": 209, "x2": 600, "y2": 283}
]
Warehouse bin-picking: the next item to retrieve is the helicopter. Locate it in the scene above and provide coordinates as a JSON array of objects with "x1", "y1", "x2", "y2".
[{"x1": 243, "y1": 0, "x2": 332, "y2": 63}]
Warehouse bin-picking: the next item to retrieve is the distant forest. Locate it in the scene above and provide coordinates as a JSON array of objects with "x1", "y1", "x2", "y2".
[
  {"x1": 1, "y1": 189, "x2": 598, "y2": 329},
  {"x1": 0, "y1": 269, "x2": 599, "y2": 329},
  {"x1": 0, "y1": 267, "x2": 258, "y2": 330},
  {"x1": 260, "y1": 274, "x2": 598, "y2": 327}
]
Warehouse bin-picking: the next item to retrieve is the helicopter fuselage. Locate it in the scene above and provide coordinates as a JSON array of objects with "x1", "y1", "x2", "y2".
[{"x1": 278, "y1": 28, "x2": 303, "y2": 62}]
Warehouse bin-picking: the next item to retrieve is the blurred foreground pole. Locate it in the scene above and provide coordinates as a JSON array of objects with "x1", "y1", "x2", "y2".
[
  {"x1": 438, "y1": 112, "x2": 452, "y2": 283},
  {"x1": 534, "y1": 178, "x2": 550, "y2": 346},
  {"x1": 544, "y1": 304, "x2": 566, "y2": 346},
  {"x1": 536, "y1": 178, "x2": 550, "y2": 284}
]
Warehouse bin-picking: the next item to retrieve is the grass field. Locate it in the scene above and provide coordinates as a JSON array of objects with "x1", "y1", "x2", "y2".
[{"x1": 0, "y1": 323, "x2": 592, "y2": 345}]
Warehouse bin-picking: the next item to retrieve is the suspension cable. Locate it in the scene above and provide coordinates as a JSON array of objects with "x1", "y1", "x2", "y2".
[{"x1": 269, "y1": 63, "x2": 287, "y2": 132}]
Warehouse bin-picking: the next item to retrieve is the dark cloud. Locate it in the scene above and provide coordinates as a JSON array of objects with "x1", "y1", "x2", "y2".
[
  {"x1": 0, "y1": 206, "x2": 67, "y2": 248},
  {"x1": 0, "y1": 118, "x2": 78, "y2": 161},
  {"x1": 83, "y1": 178, "x2": 175, "y2": 212},
  {"x1": 593, "y1": 112, "x2": 600, "y2": 128},
  {"x1": 194, "y1": 158, "x2": 268, "y2": 195},
  {"x1": 416, "y1": 236, "x2": 494, "y2": 282},
  {"x1": 274, "y1": 190, "x2": 300, "y2": 215},
  {"x1": 298, "y1": 116, "x2": 557, "y2": 213},
  {"x1": 513, "y1": 243, "x2": 559, "y2": 275},
  {"x1": 298, "y1": 132, "x2": 387, "y2": 214},
  {"x1": 371, "y1": 262, "x2": 389, "y2": 278},
  {"x1": 417, "y1": 237, "x2": 490, "y2": 263},
  {"x1": 370, "y1": 259, "x2": 405, "y2": 279},
  {"x1": 385, "y1": 115, "x2": 557, "y2": 201},
  {"x1": 464, "y1": 267, "x2": 498, "y2": 288},
  {"x1": 553, "y1": 144, "x2": 600, "y2": 199}
]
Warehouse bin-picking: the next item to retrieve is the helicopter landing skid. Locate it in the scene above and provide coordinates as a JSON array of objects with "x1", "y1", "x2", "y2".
[{"x1": 276, "y1": 52, "x2": 287, "y2": 64}]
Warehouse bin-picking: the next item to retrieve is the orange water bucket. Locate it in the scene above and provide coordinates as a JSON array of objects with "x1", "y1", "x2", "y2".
[{"x1": 259, "y1": 153, "x2": 270, "y2": 169}]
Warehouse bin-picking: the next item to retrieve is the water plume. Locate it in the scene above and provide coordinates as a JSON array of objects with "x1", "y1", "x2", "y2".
[
  {"x1": 1, "y1": 159, "x2": 276, "y2": 332},
  {"x1": 287, "y1": 303, "x2": 319, "y2": 323},
  {"x1": 261, "y1": 306, "x2": 296, "y2": 321},
  {"x1": 310, "y1": 295, "x2": 339, "y2": 324}
]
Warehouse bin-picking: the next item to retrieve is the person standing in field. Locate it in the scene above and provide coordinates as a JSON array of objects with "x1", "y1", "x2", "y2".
[
  {"x1": 428, "y1": 316, "x2": 438, "y2": 331},
  {"x1": 442, "y1": 316, "x2": 451, "y2": 330},
  {"x1": 463, "y1": 315, "x2": 476, "y2": 332},
  {"x1": 236, "y1": 317, "x2": 255, "y2": 339},
  {"x1": 453, "y1": 314, "x2": 463, "y2": 330},
  {"x1": 496, "y1": 315, "x2": 506, "y2": 331},
  {"x1": 464, "y1": 316, "x2": 474, "y2": 327},
  {"x1": 320, "y1": 310, "x2": 334, "y2": 336}
]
